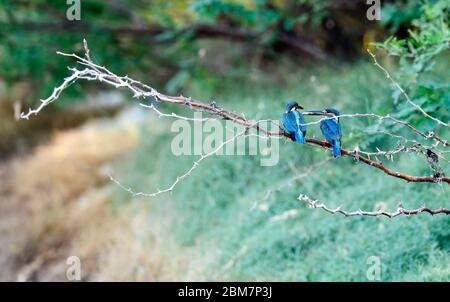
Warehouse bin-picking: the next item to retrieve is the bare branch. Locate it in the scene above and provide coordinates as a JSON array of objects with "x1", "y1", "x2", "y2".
[
  {"x1": 261, "y1": 158, "x2": 332, "y2": 201},
  {"x1": 108, "y1": 127, "x2": 272, "y2": 197},
  {"x1": 302, "y1": 113, "x2": 449, "y2": 147},
  {"x1": 367, "y1": 49, "x2": 450, "y2": 129},
  {"x1": 139, "y1": 103, "x2": 211, "y2": 122},
  {"x1": 20, "y1": 68, "x2": 96, "y2": 120},
  {"x1": 20, "y1": 43, "x2": 450, "y2": 186},
  {"x1": 298, "y1": 194, "x2": 449, "y2": 218}
]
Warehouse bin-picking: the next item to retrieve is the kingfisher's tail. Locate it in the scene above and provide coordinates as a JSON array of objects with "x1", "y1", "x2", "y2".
[
  {"x1": 295, "y1": 131, "x2": 305, "y2": 144},
  {"x1": 332, "y1": 140, "x2": 341, "y2": 157}
]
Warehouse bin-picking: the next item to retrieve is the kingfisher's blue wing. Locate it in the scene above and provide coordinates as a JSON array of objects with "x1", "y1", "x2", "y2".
[
  {"x1": 294, "y1": 111, "x2": 307, "y2": 134},
  {"x1": 320, "y1": 119, "x2": 341, "y2": 142},
  {"x1": 337, "y1": 122, "x2": 343, "y2": 138},
  {"x1": 281, "y1": 112, "x2": 298, "y2": 133},
  {"x1": 282, "y1": 111, "x2": 306, "y2": 133}
]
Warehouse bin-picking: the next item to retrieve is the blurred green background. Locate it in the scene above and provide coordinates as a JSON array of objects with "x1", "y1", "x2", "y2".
[{"x1": 0, "y1": 0, "x2": 448, "y2": 281}]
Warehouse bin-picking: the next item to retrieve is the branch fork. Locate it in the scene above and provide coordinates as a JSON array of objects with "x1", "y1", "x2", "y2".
[{"x1": 18, "y1": 40, "x2": 449, "y2": 218}]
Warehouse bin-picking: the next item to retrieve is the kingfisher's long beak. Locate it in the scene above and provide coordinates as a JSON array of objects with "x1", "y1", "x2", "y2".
[
  {"x1": 303, "y1": 110, "x2": 325, "y2": 116},
  {"x1": 296, "y1": 105, "x2": 304, "y2": 110}
]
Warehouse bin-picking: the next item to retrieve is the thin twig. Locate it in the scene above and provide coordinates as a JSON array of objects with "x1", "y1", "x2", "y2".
[
  {"x1": 18, "y1": 41, "x2": 449, "y2": 218},
  {"x1": 109, "y1": 128, "x2": 249, "y2": 197},
  {"x1": 367, "y1": 49, "x2": 450, "y2": 129},
  {"x1": 21, "y1": 44, "x2": 450, "y2": 184},
  {"x1": 20, "y1": 42, "x2": 450, "y2": 187},
  {"x1": 298, "y1": 194, "x2": 449, "y2": 218}
]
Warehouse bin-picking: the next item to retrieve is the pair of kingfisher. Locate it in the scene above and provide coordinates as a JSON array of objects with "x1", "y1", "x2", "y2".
[{"x1": 281, "y1": 101, "x2": 342, "y2": 157}]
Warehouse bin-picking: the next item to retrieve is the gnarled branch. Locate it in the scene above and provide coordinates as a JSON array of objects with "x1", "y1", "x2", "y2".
[
  {"x1": 20, "y1": 42, "x2": 450, "y2": 186},
  {"x1": 298, "y1": 194, "x2": 449, "y2": 218},
  {"x1": 18, "y1": 41, "x2": 449, "y2": 219}
]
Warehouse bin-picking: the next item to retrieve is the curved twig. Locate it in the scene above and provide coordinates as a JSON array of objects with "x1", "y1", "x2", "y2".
[
  {"x1": 298, "y1": 194, "x2": 449, "y2": 218},
  {"x1": 19, "y1": 42, "x2": 450, "y2": 186}
]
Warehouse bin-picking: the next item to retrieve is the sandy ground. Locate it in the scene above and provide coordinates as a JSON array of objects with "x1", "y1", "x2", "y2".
[
  {"x1": 0, "y1": 107, "x2": 145, "y2": 281},
  {"x1": 0, "y1": 163, "x2": 24, "y2": 281}
]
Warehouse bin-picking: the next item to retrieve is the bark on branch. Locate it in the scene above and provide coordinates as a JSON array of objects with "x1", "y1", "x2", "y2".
[
  {"x1": 17, "y1": 41, "x2": 449, "y2": 218},
  {"x1": 298, "y1": 194, "x2": 450, "y2": 218},
  {"x1": 19, "y1": 43, "x2": 450, "y2": 186}
]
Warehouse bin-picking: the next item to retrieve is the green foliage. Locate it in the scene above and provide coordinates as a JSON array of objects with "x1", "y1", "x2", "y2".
[
  {"x1": 192, "y1": 0, "x2": 328, "y2": 29},
  {"x1": 0, "y1": 0, "x2": 335, "y2": 107},
  {"x1": 0, "y1": 0, "x2": 191, "y2": 105},
  {"x1": 0, "y1": 0, "x2": 447, "y2": 281},
  {"x1": 113, "y1": 61, "x2": 449, "y2": 281},
  {"x1": 376, "y1": 0, "x2": 450, "y2": 133},
  {"x1": 381, "y1": 1, "x2": 423, "y2": 33}
]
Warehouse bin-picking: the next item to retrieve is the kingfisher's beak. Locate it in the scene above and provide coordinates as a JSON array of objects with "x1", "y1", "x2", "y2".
[
  {"x1": 303, "y1": 110, "x2": 324, "y2": 116},
  {"x1": 295, "y1": 104, "x2": 304, "y2": 110}
]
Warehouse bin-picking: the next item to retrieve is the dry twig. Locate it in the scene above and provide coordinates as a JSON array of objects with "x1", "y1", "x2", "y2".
[{"x1": 19, "y1": 41, "x2": 449, "y2": 218}]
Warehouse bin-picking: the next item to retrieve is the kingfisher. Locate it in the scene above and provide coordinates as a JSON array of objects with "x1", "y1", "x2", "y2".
[
  {"x1": 305, "y1": 108, "x2": 342, "y2": 157},
  {"x1": 281, "y1": 101, "x2": 307, "y2": 144}
]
